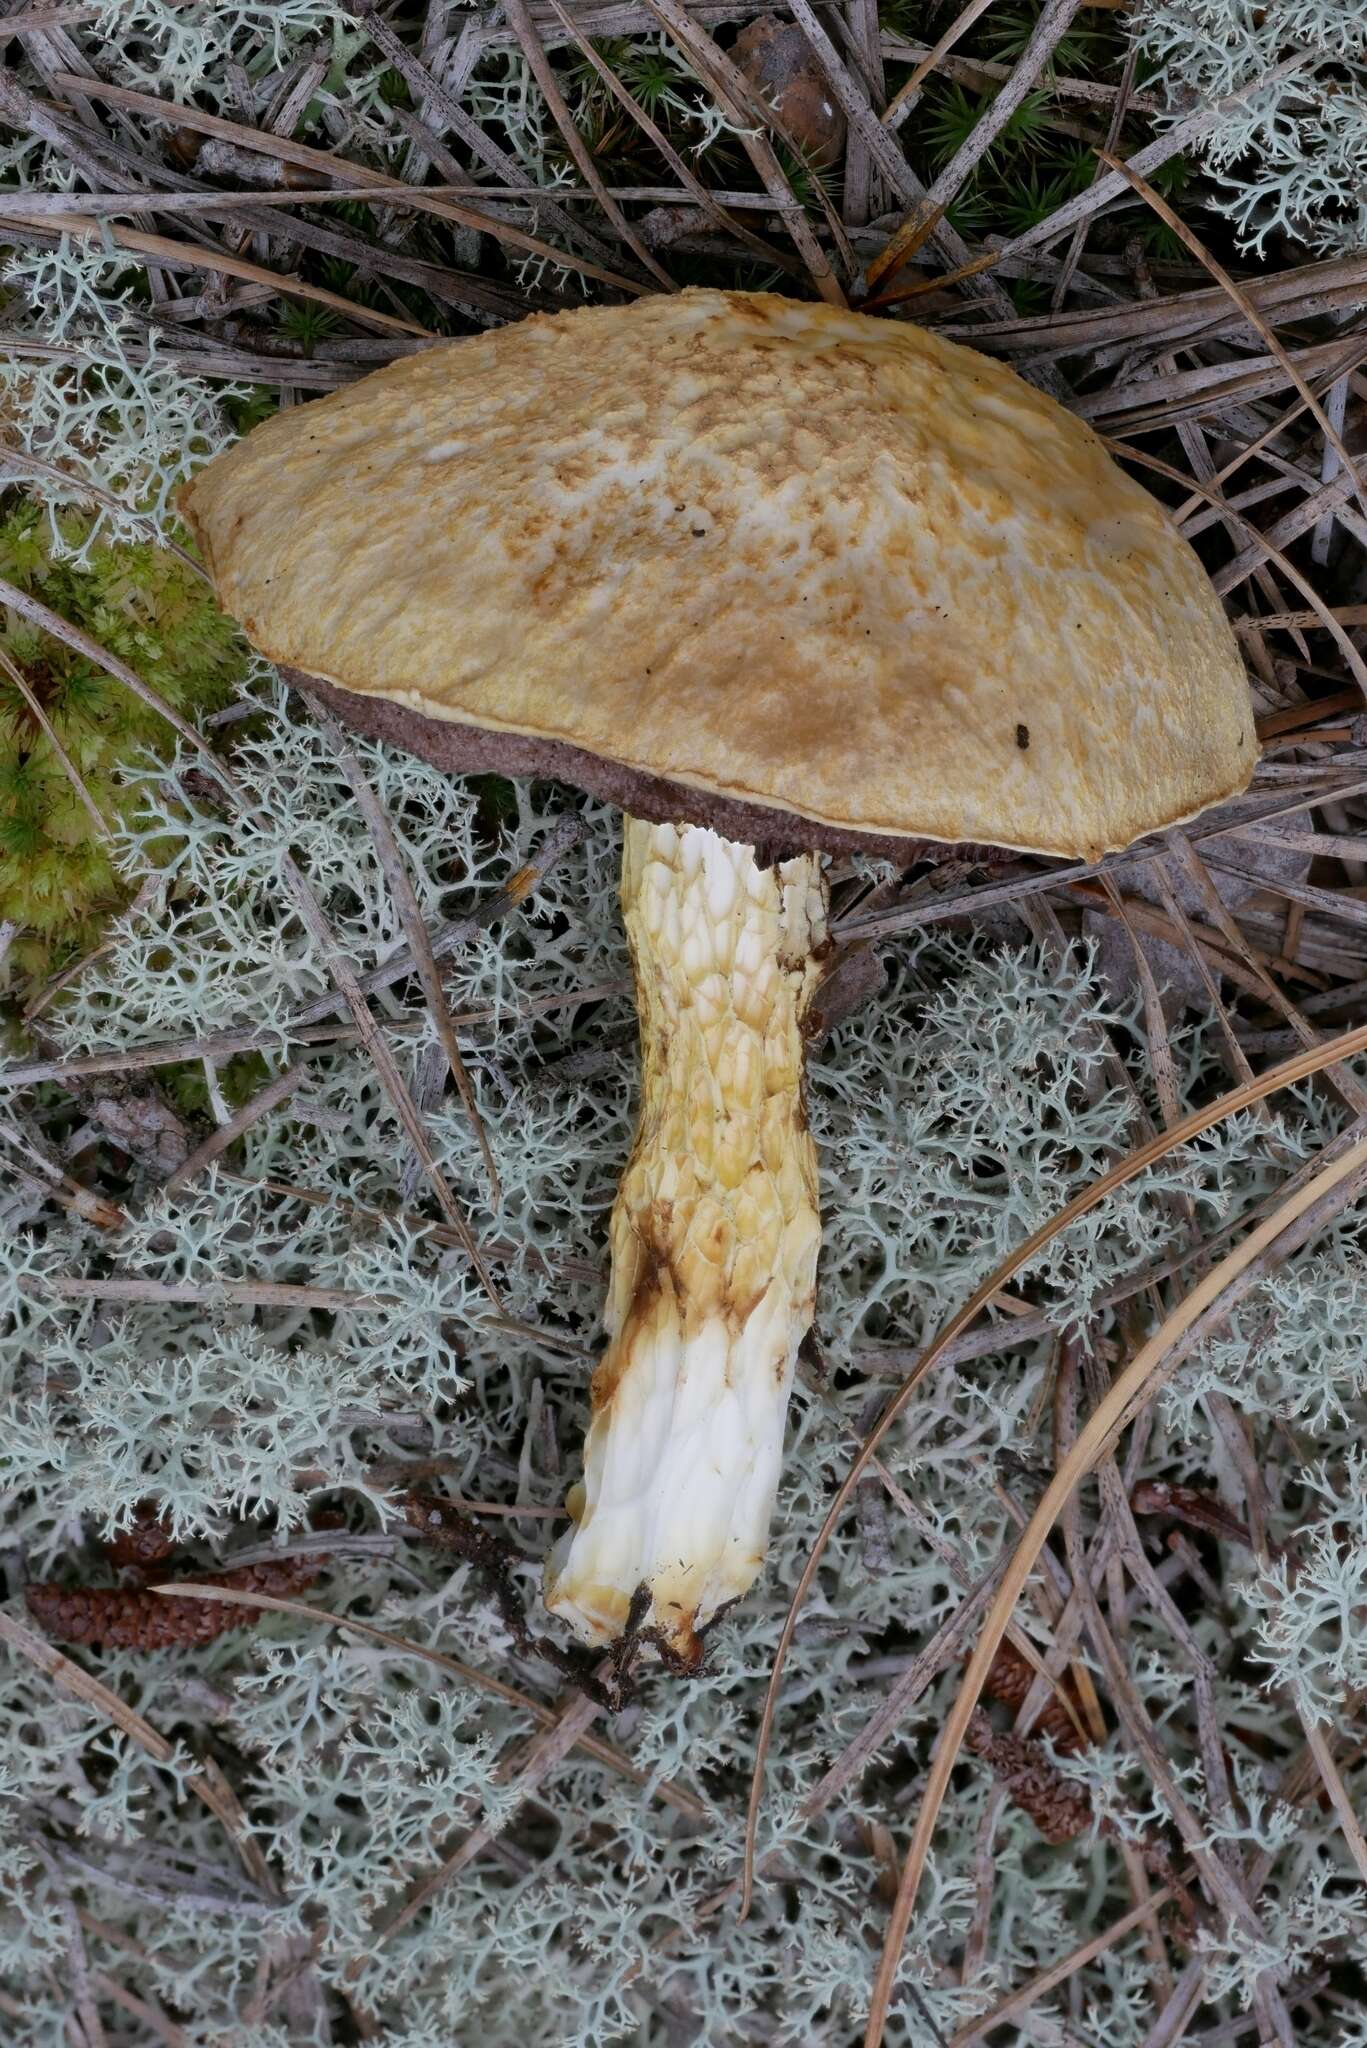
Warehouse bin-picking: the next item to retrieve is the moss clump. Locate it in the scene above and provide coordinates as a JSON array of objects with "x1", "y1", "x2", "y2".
[{"x1": 0, "y1": 501, "x2": 247, "y2": 984}]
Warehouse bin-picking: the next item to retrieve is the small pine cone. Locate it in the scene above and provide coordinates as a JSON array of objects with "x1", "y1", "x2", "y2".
[
  {"x1": 26, "y1": 1557, "x2": 327, "y2": 1649},
  {"x1": 966, "y1": 1711, "x2": 1096, "y2": 1845},
  {"x1": 980, "y1": 1641, "x2": 1089, "y2": 1755},
  {"x1": 104, "y1": 1505, "x2": 177, "y2": 1576}
]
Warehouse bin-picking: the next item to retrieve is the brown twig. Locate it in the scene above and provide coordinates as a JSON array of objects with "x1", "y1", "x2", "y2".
[{"x1": 1, "y1": 206, "x2": 433, "y2": 336}]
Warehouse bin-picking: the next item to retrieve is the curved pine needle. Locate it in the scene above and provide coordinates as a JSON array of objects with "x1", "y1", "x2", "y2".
[
  {"x1": 742, "y1": 1016, "x2": 1367, "y2": 1917},
  {"x1": 1099, "y1": 439, "x2": 1367, "y2": 698},
  {"x1": 862, "y1": 1134, "x2": 1367, "y2": 2046},
  {"x1": 1096, "y1": 148, "x2": 1367, "y2": 530}
]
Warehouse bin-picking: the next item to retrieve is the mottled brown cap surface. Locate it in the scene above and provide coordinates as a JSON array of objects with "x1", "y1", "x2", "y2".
[{"x1": 180, "y1": 289, "x2": 1254, "y2": 861}]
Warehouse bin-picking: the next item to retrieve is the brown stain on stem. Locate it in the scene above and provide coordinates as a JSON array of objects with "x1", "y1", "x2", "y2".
[{"x1": 546, "y1": 817, "x2": 828, "y2": 1657}]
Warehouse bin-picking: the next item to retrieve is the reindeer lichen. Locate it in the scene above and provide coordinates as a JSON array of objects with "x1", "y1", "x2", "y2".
[
  {"x1": 5, "y1": 712, "x2": 1364, "y2": 2039},
  {"x1": 1131, "y1": 1, "x2": 1367, "y2": 256}
]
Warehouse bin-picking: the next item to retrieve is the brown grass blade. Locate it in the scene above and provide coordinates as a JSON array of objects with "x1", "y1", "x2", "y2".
[
  {"x1": 638, "y1": 0, "x2": 850, "y2": 304},
  {"x1": 0, "y1": 1608, "x2": 268, "y2": 1884},
  {"x1": 541, "y1": 0, "x2": 792, "y2": 273},
  {"x1": 0, "y1": 572, "x2": 234, "y2": 780},
  {"x1": 0, "y1": 441, "x2": 205, "y2": 572},
  {"x1": 923, "y1": 0, "x2": 1084, "y2": 218},
  {"x1": 881, "y1": 0, "x2": 998, "y2": 132},
  {"x1": 911, "y1": 50, "x2": 1310, "y2": 297},
  {"x1": 499, "y1": 0, "x2": 675, "y2": 291},
  {"x1": 356, "y1": 4, "x2": 628, "y2": 279},
  {"x1": 366, "y1": 1688, "x2": 600, "y2": 1953},
  {"x1": 863, "y1": 240, "x2": 1001, "y2": 306},
  {"x1": 1148, "y1": 857, "x2": 1259, "y2": 1094},
  {"x1": 0, "y1": 580, "x2": 498, "y2": 1301},
  {"x1": 1100, "y1": 874, "x2": 1181, "y2": 1128},
  {"x1": 0, "y1": 641, "x2": 110, "y2": 838},
  {"x1": 785, "y1": 0, "x2": 926, "y2": 209},
  {"x1": 251, "y1": 845, "x2": 507, "y2": 1310},
  {"x1": 1164, "y1": 827, "x2": 1367, "y2": 1116},
  {"x1": 1298, "y1": 1716, "x2": 1367, "y2": 1887},
  {"x1": 948, "y1": 1881, "x2": 1182, "y2": 2044}
]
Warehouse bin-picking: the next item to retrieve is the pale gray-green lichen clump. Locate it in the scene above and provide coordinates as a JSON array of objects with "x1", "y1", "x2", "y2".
[{"x1": 5, "y1": 693, "x2": 1365, "y2": 2041}]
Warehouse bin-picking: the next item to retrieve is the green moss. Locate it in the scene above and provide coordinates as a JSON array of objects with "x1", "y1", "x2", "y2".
[{"x1": 0, "y1": 501, "x2": 248, "y2": 984}]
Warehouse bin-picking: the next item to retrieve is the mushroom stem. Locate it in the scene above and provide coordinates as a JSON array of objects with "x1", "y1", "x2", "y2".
[{"x1": 544, "y1": 814, "x2": 828, "y2": 1667}]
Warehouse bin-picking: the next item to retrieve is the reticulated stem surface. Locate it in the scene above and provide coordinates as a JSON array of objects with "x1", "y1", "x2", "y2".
[{"x1": 545, "y1": 815, "x2": 827, "y2": 1666}]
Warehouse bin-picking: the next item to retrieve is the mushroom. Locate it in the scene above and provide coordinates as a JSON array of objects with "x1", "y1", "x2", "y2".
[{"x1": 179, "y1": 288, "x2": 1253, "y2": 1669}]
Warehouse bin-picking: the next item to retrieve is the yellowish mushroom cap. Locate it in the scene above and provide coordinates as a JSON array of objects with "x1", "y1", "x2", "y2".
[{"x1": 179, "y1": 287, "x2": 1253, "y2": 861}]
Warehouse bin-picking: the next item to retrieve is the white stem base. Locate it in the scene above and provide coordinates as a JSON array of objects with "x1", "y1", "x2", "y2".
[{"x1": 544, "y1": 816, "x2": 827, "y2": 1666}]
